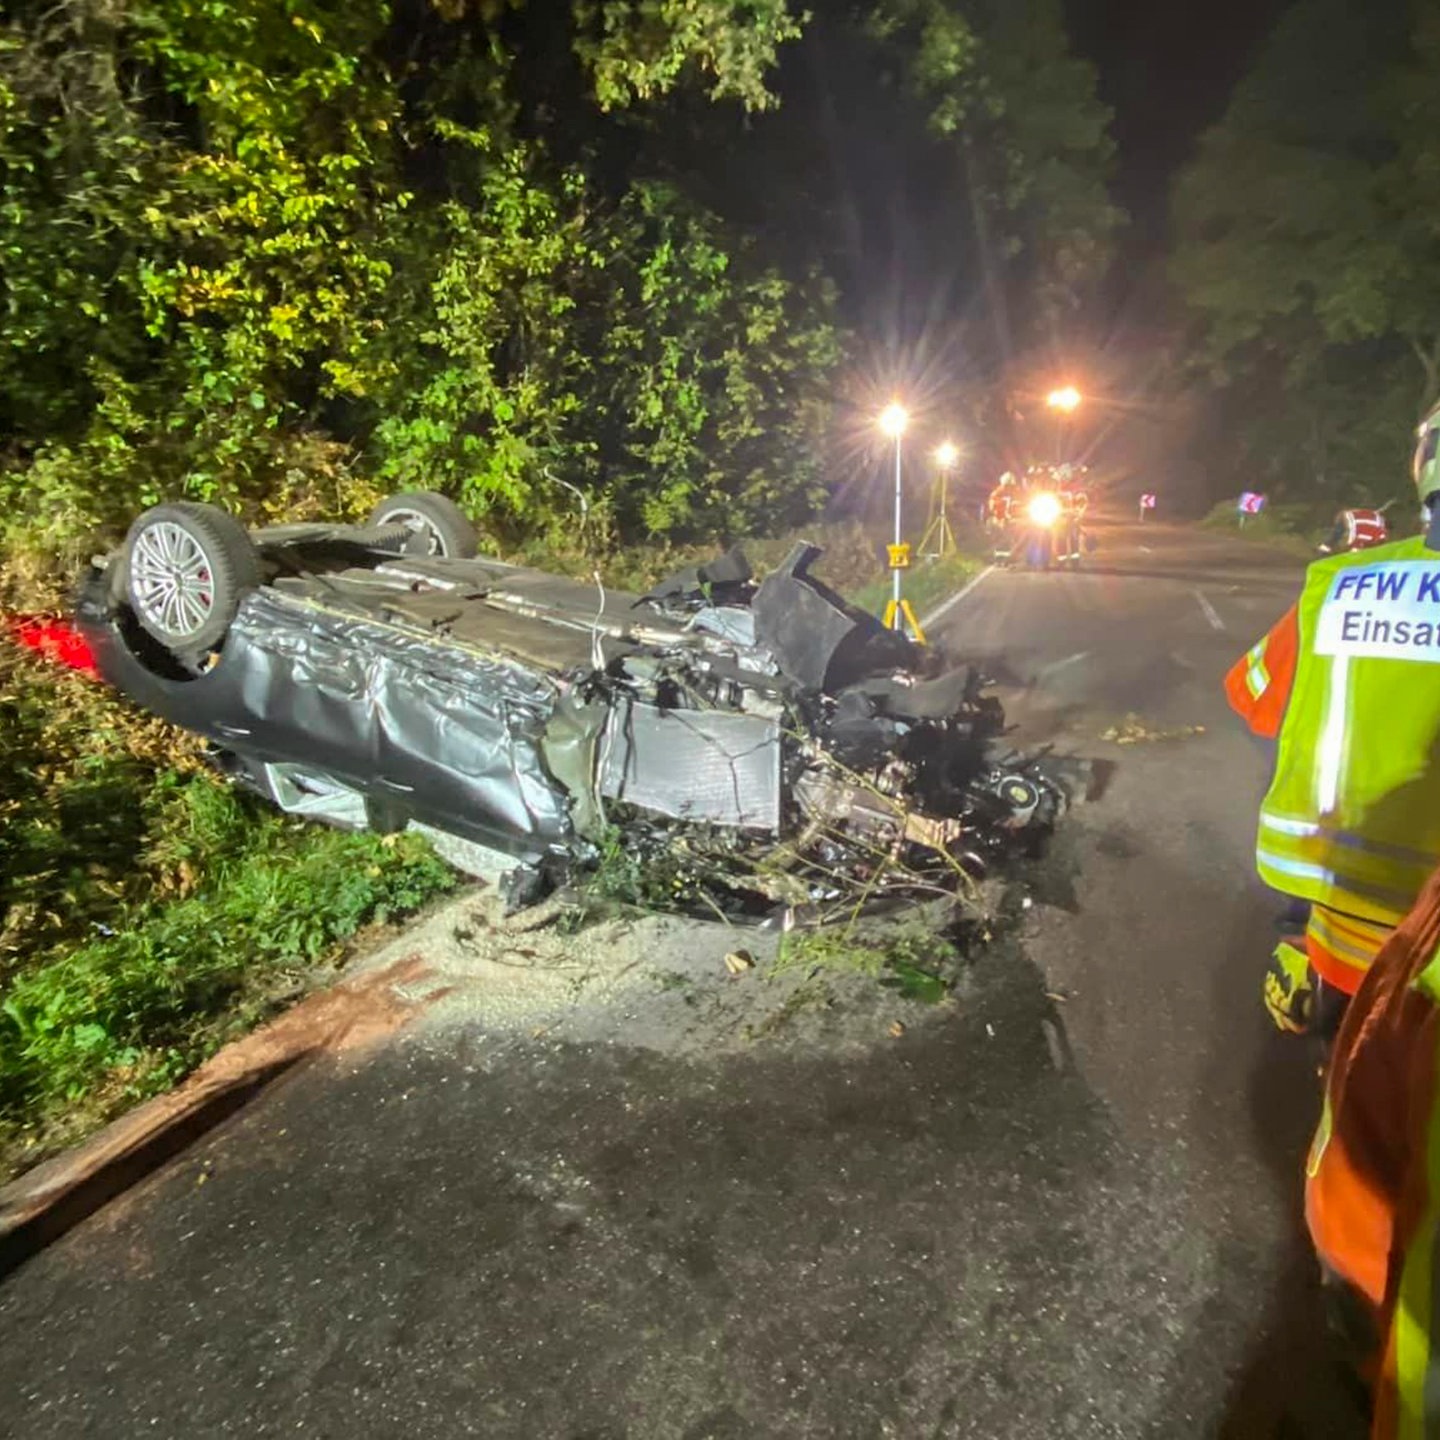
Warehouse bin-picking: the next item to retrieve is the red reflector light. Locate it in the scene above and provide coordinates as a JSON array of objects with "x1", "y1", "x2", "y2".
[{"x1": 7, "y1": 616, "x2": 98, "y2": 676}]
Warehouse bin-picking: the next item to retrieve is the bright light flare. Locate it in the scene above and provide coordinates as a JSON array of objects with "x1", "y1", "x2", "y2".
[
  {"x1": 934, "y1": 440, "x2": 959, "y2": 468},
  {"x1": 1046, "y1": 386, "x2": 1081, "y2": 413},
  {"x1": 878, "y1": 402, "x2": 909, "y2": 438},
  {"x1": 1027, "y1": 492, "x2": 1062, "y2": 527}
]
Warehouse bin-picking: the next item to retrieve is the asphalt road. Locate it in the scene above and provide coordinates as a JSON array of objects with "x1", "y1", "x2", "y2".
[{"x1": 0, "y1": 519, "x2": 1368, "y2": 1439}]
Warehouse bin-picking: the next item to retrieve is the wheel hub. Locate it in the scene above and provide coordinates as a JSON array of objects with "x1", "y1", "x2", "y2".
[
  {"x1": 378, "y1": 508, "x2": 443, "y2": 557},
  {"x1": 130, "y1": 521, "x2": 215, "y2": 639}
]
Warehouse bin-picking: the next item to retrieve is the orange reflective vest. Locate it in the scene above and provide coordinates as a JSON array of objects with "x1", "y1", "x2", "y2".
[
  {"x1": 1225, "y1": 604, "x2": 1299, "y2": 741},
  {"x1": 988, "y1": 488, "x2": 1016, "y2": 523},
  {"x1": 1306, "y1": 860, "x2": 1440, "y2": 1435}
]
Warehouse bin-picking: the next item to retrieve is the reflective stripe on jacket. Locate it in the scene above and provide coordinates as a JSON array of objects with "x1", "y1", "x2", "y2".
[
  {"x1": 1257, "y1": 537, "x2": 1440, "y2": 928},
  {"x1": 1225, "y1": 604, "x2": 1299, "y2": 740},
  {"x1": 1307, "y1": 905, "x2": 1394, "y2": 996},
  {"x1": 1344, "y1": 509, "x2": 1389, "y2": 550}
]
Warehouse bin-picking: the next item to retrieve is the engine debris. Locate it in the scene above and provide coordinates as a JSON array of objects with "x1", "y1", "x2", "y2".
[{"x1": 74, "y1": 505, "x2": 1080, "y2": 919}]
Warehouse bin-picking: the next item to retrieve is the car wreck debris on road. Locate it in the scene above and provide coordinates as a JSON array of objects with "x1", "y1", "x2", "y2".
[{"x1": 76, "y1": 497, "x2": 1077, "y2": 920}]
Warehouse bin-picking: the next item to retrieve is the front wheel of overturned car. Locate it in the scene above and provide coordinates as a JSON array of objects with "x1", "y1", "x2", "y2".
[
  {"x1": 368, "y1": 491, "x2": 479, "y2": 560},
  {"x1": 123, "y1": 502, "x2": 261, "y2": 655}
]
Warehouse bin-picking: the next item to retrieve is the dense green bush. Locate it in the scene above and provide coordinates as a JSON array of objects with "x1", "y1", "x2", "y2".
[
  {"x1": 1196, "y1": 499, "x2": 1377, "y2": 561},
  {"x1": 0, "y1": 0, "x2": 1118, "y2": 600},
  {"x1": 0, "y1": 0, "x2": 847, "y2": 607}
]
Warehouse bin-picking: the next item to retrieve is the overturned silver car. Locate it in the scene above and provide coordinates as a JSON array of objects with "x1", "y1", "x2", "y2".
[{"x1": 75, "y1": 494, "x2": 1068, "y2": 915}]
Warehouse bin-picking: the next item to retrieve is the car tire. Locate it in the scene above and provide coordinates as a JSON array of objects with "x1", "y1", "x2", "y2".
[
  {"x1": 123, "y1": 502, "x2": 261, "y2": 655},
  {"x1": 367, "y1": 491, "x2": 478, "y2": 559}
]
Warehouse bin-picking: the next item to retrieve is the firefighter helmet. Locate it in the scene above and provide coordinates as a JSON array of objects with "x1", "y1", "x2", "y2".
[{"x1": 1321, "y1": 508, "x2": 1388, "y2": 554}]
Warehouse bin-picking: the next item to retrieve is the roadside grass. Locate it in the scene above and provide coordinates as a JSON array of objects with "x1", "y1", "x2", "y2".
[
  {"x1": 1199, "y1": 499, "x2": 1323, "y2": 558},
  {"x1": 510, "y1": 517, "x2": 888, "y2": 597},
  {"x1": 581, "y1": 823, "x2": 715, "y2": 915},
  {"x1": 0, "y1": 638, "x2": 456, "y2": 1181},
  {"x1": 847, "y1": 550, "x2": 986, "y2": 621}
]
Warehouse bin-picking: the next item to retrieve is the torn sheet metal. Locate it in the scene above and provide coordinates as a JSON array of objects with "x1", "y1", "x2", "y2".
[
  {"x1": 79, "y1": 586, "x2": 573, "y2": 861},
  {"x1": 752, "y1": 543, "x2": 914, "y2": 691},
  {"x1": 256, "y1": 762, "x2": 369, "y2": 828},
  {"x1": 688, "y1": 605, "x2": 759, "y2": 648},
  {"x1": 641, "y1": 546, "x2": 752, "y2": 603},
  {"x1": 540, "y1": 689, "x2": 609, "y2": 841},
  {"x1": 77, "y1": 508, "x2": 1077, "y2": 914},
  {"x1": 598, "y1": 699, "x2": 782, "y2": 830}
]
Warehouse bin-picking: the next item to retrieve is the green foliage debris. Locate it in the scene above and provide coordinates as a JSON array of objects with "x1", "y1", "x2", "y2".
[{"x1": 773, "y1": 917, "x2": 960, "y2": 1004}]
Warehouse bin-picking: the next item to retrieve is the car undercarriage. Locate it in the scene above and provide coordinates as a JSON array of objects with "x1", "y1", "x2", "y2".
[{"x1": 75, "y1": 497, "x2": 1075, "y2": 917}]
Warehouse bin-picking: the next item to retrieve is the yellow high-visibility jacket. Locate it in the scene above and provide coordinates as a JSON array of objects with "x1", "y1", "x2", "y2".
[{"x1": 1258, "y1": 535, "x2": 1440, "y2": 926}]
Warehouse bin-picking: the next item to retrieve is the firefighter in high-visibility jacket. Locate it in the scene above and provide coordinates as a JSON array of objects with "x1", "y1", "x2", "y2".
[
  {"x1": 986, "y1": 472, "x2": 1017, "y2": 525},
  {"x1": 986, "y1": 473, "x2": 1019, "y2": 559},
  {"x1": 1302, "y1": 858, "x2": 1440, "y2": 1435},
  {"x1": 1226, "y1": 401, "x2": 1440, "y2": 1036},
  {"x1": 1055, "y1": 468, "x2": 1089, "y2": 565}
]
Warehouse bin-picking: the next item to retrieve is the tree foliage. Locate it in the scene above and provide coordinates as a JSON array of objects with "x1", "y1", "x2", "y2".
[
  {"x1": 759, "y1": 0, "x2": 1119, "y2": 357},
  {"x1": 573, "y1": 0, "x2": 802, "y2": 110},
  {"x1": 880, "y1": 0, "x2": 1120, "y2": 322},
  {"x1": 1169, "y1": 0, "x2": 1440, "y2": 509},
  {"x1": 0, "y1": 0, "x2": 1114, "y2": 585}
]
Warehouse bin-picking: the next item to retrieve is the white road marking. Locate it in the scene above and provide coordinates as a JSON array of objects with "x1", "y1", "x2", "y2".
[
  {"x1": 1039, "y1": 651, "x2": 1090, "y2": 681},
  {"x1": 1138, "y1": 545, "x2": 1152, "y2": 554},
  {"x1": 1193, "y1": 589, "x2": 1225, "y2": 631},
  {"x1": 921, "y1": 564, "x2": 995, "y2": 631}
]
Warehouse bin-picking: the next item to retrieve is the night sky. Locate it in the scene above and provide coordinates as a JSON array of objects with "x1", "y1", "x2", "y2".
[
  {"x1": 707, "y1": 0, "x2": 1305, "y2": 513},
  {"x1": 1067, "y1": 0, "x2": 1293, "y2": 265},
  {"x1": 1044, "y1": 0, "x2": 1296, "y2": 508}
]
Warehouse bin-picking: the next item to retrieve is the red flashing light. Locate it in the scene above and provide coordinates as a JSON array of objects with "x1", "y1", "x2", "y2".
[{"x1": 7, "y1": 616, "x2": 98, "y2": 677}]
